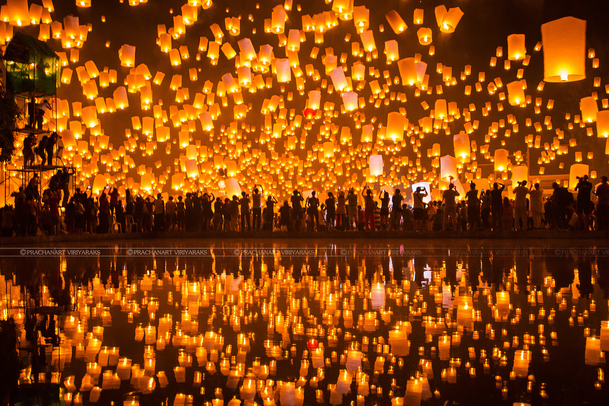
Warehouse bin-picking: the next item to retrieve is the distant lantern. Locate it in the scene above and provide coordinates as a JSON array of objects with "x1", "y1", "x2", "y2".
[
  {"x1": 397, "y1": 57, "x2": 426, "y2": 86},
  {"x1": 569, "y1": 164, "x2": 589, "y2": 190},
  {"x1": 580, "y1": 96, "x2": 598, "y2": 123},
  {"x1": 596, "y1": 110, "x2": 609, "y2": 137},
  {"x1": 237, "y1": 38, "x2": 256, "y2": 61},
  {"x1": 435, "y1": 99, "x2": 447, "y2": 119},
  {"x1": 385, "y1": 10, "x2": 407, "y2": 34},
  {"x1": 507, "y1": 34, "x2": 526, "y2": 60},
  {"x1": 417, "y1": 27, "x2": 432, "y2": 45},
  {"x1": 494, "y1": 149, "x2": 509, "y2": 172},
  {"x1": 119, "y1": 44, "x2": 136, "y2": 67},
  {"x1": 453, "y1": 132, "x2": 470, "y2": 162},
  {"x1": 369, "y1": 155, "x2": 383, "y2": 176},
  {"x1": 330, "y1": 67, "x2": 348, "y2": 91},
  {"x1": 413, "y1": 9, "x2": 424, "y2": 25},
  {"x1": 440, "y1": 155, "x2": 457, "y2": 181},
  {"x1": 342, "y1": 91, "x2": 358, "y2": 111},
  {"x1": 360, "y1": 30, "x2": 376, "y2": 52},
  {"x1": 541, "y1": 17, "x2": 586, "y2": 82},
  {"x1": 323, "y1": 141, "x2": 334, "y2": 158},
  {"x1": 387, "y1": 112, "x2": 406, "y2": 141},
  {"x1": 271, "y1": 5, "x2": 287, "y2": 33},
  {"x1": 506, "y1": 80, "x2": 526, "y2": 106},
  {"x1": 113, "y1": 86, "x2": 129, "y2": 109},
  {"x1": 275, "y1": 58, "x2": 291, "y2": 82},
  {"x1": 438, "y1": 7, "x2": 463, "y2": 33}
]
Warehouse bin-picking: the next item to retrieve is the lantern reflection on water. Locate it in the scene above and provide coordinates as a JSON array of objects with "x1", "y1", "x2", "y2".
[{"x1": 2, "y1": 241, "x2": 608, "y2": 405}]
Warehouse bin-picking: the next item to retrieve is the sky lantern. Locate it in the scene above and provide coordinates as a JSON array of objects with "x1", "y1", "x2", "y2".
[
  {"x1": 62, "y1": 129, "x2": 77, "y2": 151},
  {"x1": 385, "y1": 10, "x2": 407, "y2": 34},
  {"x1": 342, "y1": 91, "x2": 358, "y2": 111},
  {"x1": 330, "y1": 67, "x2": 348, "y2": 91},
  {"x1": 369, "y1": 155, "x2": 383, "y2": 176},
  {"x1": 494, "y1": 148, "x2": 509, "y2": 171},
  {"x1": 275, "y1": 58, "x2": 291, "y2": 82},
  {"x1": 506, "y1": 80, "x2": 525, "y2": 106},
  {"x1": 398, "y1": 57, "x2": 426, "y2": 85},
  {"x1": 271, "y1": 5, "x2": 287, "y2": 34},
  {"x1": 580, "y1": 96, "x2": 598, "y2": 123},
  {"x1": 8, "y1": 0, "x2": 30, "y2": 27},
  {"x1": 113, "y1": 86, "x2": 129, "y2": 109},
  {"x1": 237, "y1": 37, "x2": 256, "y2": 61},
  {"x1": 438, "y1": 7, "x2": 464, "y2": 33},
  {"x1": 360, "y1": 30, "x2": 376, "y2": 51},
  {"x1": 453, "y1": 132, "x2": 470, "y2": 162},
  {"x1": 507, "y1": 34, "x2": 526, "y2": 60},
  {"x1": 511, "y1": 165, "x2": 528, "y2": 188},
  {"x1": 541, "y1": 17, "x2": 586, "y2": 82},
  {"x1": 119, "y1": 44, "x2": 136, "y2": 67},
  {"x1": 417, "y1": 27, "x2": 432, "y2": 45},
  {"x1": 440, "y1": 155, "x2": 457, "y2": 180},
  {"x1": 569, "y1": 163, "x2": 589, "y2": 190},
  {"x1": 596, "y1": 110, "x2": 609, "y2": 137},
  {"x1": 385, "y1": 39, "x2": 399, "y2": 61},
  {"x1": 413, "y1": 8, "x2": 424, "y2": 25},
  {"x1": 387, "y1": 112, "x2": 405, "y2": 141},
  {"x1": 353, "y1": 6, "x2": 370, "y2": 31},
  {"x1": 435, "y1": 99, "x2": 447, "y2": 119}
]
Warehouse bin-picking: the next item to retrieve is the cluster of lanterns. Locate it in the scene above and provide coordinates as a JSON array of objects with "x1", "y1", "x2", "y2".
[
  {"x1": 1, "y1": 245, "x2": 608, "y2": 405},
  {"x1": 0, "y1": 0, "x2": 606, "y2": 205}
]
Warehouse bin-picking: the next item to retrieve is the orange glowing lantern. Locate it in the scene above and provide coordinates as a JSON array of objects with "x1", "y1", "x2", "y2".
[{"x1": 541, "y1": 17, "x2": 586, "y2": 82}]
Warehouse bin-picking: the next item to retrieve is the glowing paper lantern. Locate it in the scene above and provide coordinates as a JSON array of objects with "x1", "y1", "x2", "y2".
[
  {"x1": 61, "y1": 130, "x2": 77, "y2": 151},
  {"x1": 385, "y1": 10, "x2": 407, "y2": 34},
  {"x1": 435, "y1": 99, "x2": 447, "y2": 119},
  {"x1": 369, "y1": 155, "x2": 383, "y2": 176},
  {"x1": 397, "y1": 58, "x2": 427, "y2": 86},
  {"x1": 440, "y1": 155, "x2": 457, "y2": 180},
  {"x1": 453, "y1": 132, "x2": 470, "y2": 162},
  {"x1": 8, "y1": 0, "x2": 30, "y2": 27},
  {"x1": 387, "y1": 112, "x2": 406, "y2": 141},
  {"x1": 494, "y1": 149, "x2": 509, "y2": 172},
  {"x1": 511, "y1": 165, "x2": 528, "y2": 188},
  {"x1": 506, "y1": 80, "x2": 526, "y2": 106},
  {"x1": 596, "y1": 110, "x2": 609, "y2": 137},
  {"x1": 438, "y1": 7, "x2": 463, "y2": 33},
  {"x1": 580, "y1": 96, "x2": 598, "y2": 123},
  {"x1": 342, "y1": 91, "x2": 358, "y2": 111},
  {"x1": 360, "y1": 30, "x2": 376, "y2": 52},
  {"x1": 541, "y1": 17, "x2": 586, "y2": 82},
  {"x1": 323, "y1": 141, "x2": 334, "y2": 158},
  {"x1": 330, "y1": 67, "x2": 348, "y2": 91},
  {"x1": 417, "y1": 27, "x2": 432, "y2": 45},
  {"x1": 275, "y1": 58, "x2": 291, "y2": 83},
  {"x1": 225, "y1": 178, "x2": 241, "y2": 198},
  {"x1": 569, "y1": 163, "x2": 589, "y2": 190},
  {"x1": 507, "y1": 34, "x2": 526, "y2": 60},
  {"x1": 119, "y1": 44, "x2": 136, "y2": 67}
]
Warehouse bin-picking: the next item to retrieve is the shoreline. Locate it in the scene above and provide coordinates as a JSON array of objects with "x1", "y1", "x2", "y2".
[{"x1": 1, "y1": 229, "x2": 607, "y2": 246}]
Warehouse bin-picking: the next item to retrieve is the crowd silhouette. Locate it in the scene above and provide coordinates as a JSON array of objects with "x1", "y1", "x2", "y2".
[{"x1": 1, "y1": 173, "x2": 608, "y2": 236}]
